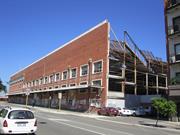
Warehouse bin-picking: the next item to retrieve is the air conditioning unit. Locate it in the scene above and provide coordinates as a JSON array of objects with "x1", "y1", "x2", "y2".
[{"x1": 170, "y1": 56, "x2": 175, "y2": 63}]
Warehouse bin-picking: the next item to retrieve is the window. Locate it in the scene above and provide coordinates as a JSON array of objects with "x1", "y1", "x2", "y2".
[
  {"x1": 39, "y1": 78, "x2": 43, "y2": 85},
  {"x1": 8, "y1": 110, "x2": 34, "y2": 119},
  {"x1": 80, "y1": 65, "x2": 88, "y2": 76},
  {"x1": 175, "y1": 43, "x2": 180, "y2": 61},
  {"x1": 62, "y1": 71, "x2": 68, "y2": 80},
  {"x1": 0, "y1": 109, "x2": 8, "y2": 118},
  {"x1": 176, "y1": 72, "x2": 180, "y2": 84},
  {"x1": 55, "y1": 73, "x2": 60, "y2": 81},
  {"x1": 176, "y1": 72, "x2": 180, "y2": 77},
  {"x1": 92, "y1": 80, "x2": 102, "y2": 87},
  {"x1": 49, "y1": 75, "x2": 54, "y2": 83},
  {"x1": 44, "y1": 77, "x2": 48, "y2": 84},
  {"x1": 36, "y1": 80, "x2": 39, "y2": 86},
  {"x1": 173, "y1": 16, "x2": 180, "y2": 33},
  {"x1": 93, "y1": 61, "x2": 102, "y2": 73},
  {"x1": 70, "y1": 68, "x2": 77, "y2": 78},
  {"x1": 62, "y1": 84, "x2": 67, "y2": 88},
  {"x1": 55, "y1": 86, "x2": 59, "y2": 89},
  {"x1": 79, "y1": 82, "x2": 88, "y2": 86},
  {"x1": 70, "y1": 83, "x2": 76, "y2": 87},
  {"x1": 32, "y1": 80, "x2": 35, "y2": 86}
]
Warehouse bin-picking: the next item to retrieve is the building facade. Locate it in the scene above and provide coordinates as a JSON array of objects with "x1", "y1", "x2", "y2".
[
  {"x1": 164, "y1": 0, "x2": 180, "y2": 115},
  {"x1": 8, "y1": 20, "x2": 167, "y2": 111}
]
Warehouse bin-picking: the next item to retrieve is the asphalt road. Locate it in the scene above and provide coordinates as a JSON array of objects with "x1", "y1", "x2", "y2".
[
  {"x1": 34, "y1": 110, "x2": 180, "y2": 135},
  {"x1": 1, "y1": 103, "x2": 179, "y2": 135}
]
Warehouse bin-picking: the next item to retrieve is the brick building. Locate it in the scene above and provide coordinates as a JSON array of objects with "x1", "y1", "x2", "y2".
[
  {"x1": 8, "y1": 20, "x2": 167, "y2": 111},
  {"x1": 164, "y1": 0, "x2": 180, "y2": 117}
]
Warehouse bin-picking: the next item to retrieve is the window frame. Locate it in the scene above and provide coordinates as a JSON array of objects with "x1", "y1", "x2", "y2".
[
  {"x1": 92, "y1": 79, "x2": 102, "y2": 87},
  {"x1": 55, "y1": 72, "x2": 61, "y2": 82},
  {"x1": 175, "y1": 43, "x2": 180, "y2": 61},
  {"x1": 62, "y1": 70, "x2": 68, "y2": 80},
  {"x1": 92, "y1": 60, "x2": 103, "y2": 74},
  {"x1": 70, "y1": 68, "x2": 77, "y2": 79},
  {"x1": 44, "y1": 76, "x2": 48, "y2": 84},
  {"x1": 80, "y1": 64, "x2": 89, "y2": 76},
  {"x1": 173, "y1": 16, "x2": 180, "y2": 33},
  {"x1": 49, "y1": 74, "x2": 54, "y2": 83}
]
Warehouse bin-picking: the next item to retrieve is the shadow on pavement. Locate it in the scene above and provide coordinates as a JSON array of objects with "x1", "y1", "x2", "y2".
[{"x1": 138, "y1": 121, "x2": 166, "y2": 128}]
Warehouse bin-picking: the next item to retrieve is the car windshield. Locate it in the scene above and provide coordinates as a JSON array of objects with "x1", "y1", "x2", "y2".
[
  {"x1": 8, "y1": 110, "x2": 34, "y2": 119},
  {"x1": 0, "y1": 109, "x2": 8, "y2": 118}
]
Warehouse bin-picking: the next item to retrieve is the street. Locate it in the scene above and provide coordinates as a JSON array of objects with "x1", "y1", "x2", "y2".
[{"x1": 34, "y1": 108, "x2": 180, "y2": 135}]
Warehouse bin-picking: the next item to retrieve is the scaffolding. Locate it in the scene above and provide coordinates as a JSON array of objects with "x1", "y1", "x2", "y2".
[{"x1": 109, "y1": 29, "x2": 167, "y2": 96}]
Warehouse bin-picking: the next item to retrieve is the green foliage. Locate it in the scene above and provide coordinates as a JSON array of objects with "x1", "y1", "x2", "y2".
[
  {"x1": 152, "y1": 97, "x2": 176, "y2": 126},
  {"x1": 152, "y1": 97, "x2": 176, "y2": 117}
]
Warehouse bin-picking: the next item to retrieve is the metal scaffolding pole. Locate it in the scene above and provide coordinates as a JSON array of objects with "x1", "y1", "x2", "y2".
[
  {"x1": 156, "y1": 75, "x2": 159, "y2": 95},
  {"x1": 146, "y1": 73, "x2": 149, "y2": 95}
]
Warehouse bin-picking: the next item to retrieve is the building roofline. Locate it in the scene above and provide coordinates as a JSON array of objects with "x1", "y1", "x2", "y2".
[{"x1": 10, "y1": 19, "x2": 109, "y2": 78}]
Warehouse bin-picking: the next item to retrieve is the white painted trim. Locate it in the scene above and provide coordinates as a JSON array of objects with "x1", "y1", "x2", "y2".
[
  {"x1": 108, "y1": 75, "x2": 124, "y2": 79},
  {"x1": 11, "y1": 20, "x2": 108, "y2": 77},
  {"x1": 80, "y1": 64, "x2": 89, "y2": 77},
  {"x1": 8, "y1": 85, "x2": 90, "y2": 95},
  {"x1": 92, "y1": 59, "x2": 103, "y2": 74}
]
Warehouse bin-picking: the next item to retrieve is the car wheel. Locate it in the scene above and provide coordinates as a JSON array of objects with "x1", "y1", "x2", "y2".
[
  {"x1": 133, "y1": 113, "x2": 136, "y2": 117},
  {"x1": 97, "y1": 111, "x2": 101, "y2": 115}
]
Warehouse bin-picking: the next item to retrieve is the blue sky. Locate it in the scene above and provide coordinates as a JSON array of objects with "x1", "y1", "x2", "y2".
[{"x1": 0, "y1": 0, "x2": 165, "y2": 89}]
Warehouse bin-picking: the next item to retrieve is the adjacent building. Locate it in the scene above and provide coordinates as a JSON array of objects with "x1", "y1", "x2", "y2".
[
  {"x1": 8, "y1": 20, "x2": 167, "y2": 111},
  {"x1": 164, "y1": 0, "x2": 180, "y2": 115}
]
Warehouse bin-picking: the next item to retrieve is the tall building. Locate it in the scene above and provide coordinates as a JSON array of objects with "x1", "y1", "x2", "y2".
[
  {"x1": 164, "y1": 0, "x2": 180, "y2": 115},
  {"x1": 8, "y1": 20, "x2": 167, "y2": 111}
]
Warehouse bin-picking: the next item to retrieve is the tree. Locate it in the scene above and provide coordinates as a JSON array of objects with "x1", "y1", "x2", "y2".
[
  {"x1": 0, "y1": 79, "x2": 6, "y2": 93},
  {"x1": 152, "y1": 98, "x2": 176, "y2": 127}
]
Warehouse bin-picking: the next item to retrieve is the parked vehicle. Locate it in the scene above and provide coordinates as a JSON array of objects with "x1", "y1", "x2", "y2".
[
  {"x1": 118, "y1": 108, "x2": 134, "y2": 116},
  {"x1": 144, "y1": 106, "x2": 152, "y2": 115},
  {"x1": 0, "y1": 107, "x2": 37, "y2": 134},
  {"x1": 97, "y1": 107, "x2": 119, "y2": 116},
  {"x1": 131, "y1": 107, "x2": 146, "y2": 116}
]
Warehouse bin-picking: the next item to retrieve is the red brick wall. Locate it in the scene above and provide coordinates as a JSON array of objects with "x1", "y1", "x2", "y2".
[{"x1": 9, "y1": 21, "x2": 109, "y2": 106}]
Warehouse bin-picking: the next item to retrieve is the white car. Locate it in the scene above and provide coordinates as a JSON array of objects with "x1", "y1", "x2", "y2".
[
  {"x1": 0, "y1": 107, "x2": 37, "y2": 134},
  {"x1": 118, "y1": 108, "x2": 134, "y2": 116}
]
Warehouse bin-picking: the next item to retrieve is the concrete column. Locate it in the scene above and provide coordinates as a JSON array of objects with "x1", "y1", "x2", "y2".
[
  {"x1": 156, "y1": 75, "x2": 159, "y2": 95},
  {"x1": 146, "y1": 73, "x2": 149, "y2": 95},
  {"x1": 122, "y1": 82, "x2": 125, "y2": 93},
  {"x1": 165, "y1": 76, "x2": 168, "y2": 88}
]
